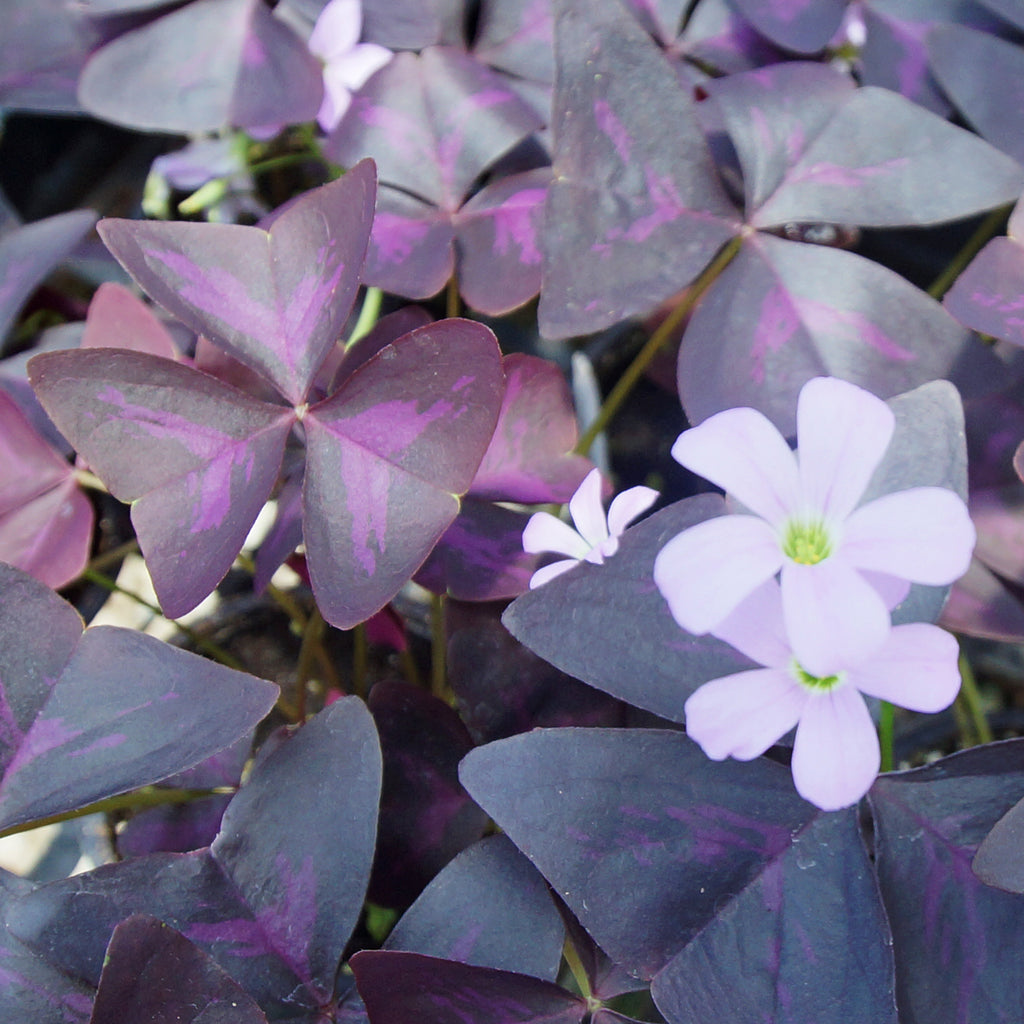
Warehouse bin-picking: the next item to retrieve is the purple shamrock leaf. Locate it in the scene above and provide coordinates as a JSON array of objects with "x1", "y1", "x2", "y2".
[
  {"x1": 91, "y1": 915, "x2": 268, "y2": 1024},
  {"x1": 303, "y1": 317, "x2": 504, "y2": 628},
  {"x1": 538, "y1": 0, "x2": 739, "y2": 339},
  {"x1": 0, "y1": 209, "x2": 96, "y2": 351},
  {"x1": 97, "y1": 160, "x2": 376, "y2": 405},
  {"x1": 384, "y1": 834, "x2": 564, "y2": 979},
  {"x1": 211, "y1": 698, "x2": 381, "y2": 1003},
  {"x1": 351, "y1": 950, "x2": 586, "y2": 1024},
  {"x1": 0, "y1": 565, "x2": 278, "y2": 834},
  {"x1": 0, "y1": 388, "x2": 93, "y2": 589},
  {"x1": 728, "y1": 0, "x2": 847, "y2": 53},
  {"x1": 928, "y1": 24, "x2": 1024, "y2": 164},
  {"x1": 460, "y1": 727, "x2": 815, "y2": 979},
  {"x1": 28, "y1": 348, "x2": 296, "y2": 618},
  {"x1": 870, "y1": 742, "x2": 1024, "y2": 1023},
  {"x1": 326, "y1": 47, "x2": 546, "y2": 311},
  {"x1": 650, "y1": 809, "x2": 897, "y2": 1024},
  {"x1": 78, "y1": 0, "x2": 323, "y2": 132}
]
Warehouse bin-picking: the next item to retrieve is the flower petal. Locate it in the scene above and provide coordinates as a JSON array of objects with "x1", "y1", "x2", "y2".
[
  {"x1": 522, "y1": 512, "x2": 589, "y2": 560},
  {"x1": 791, "y1": 686, "x2": 880, "y2": 811},
  {"x1": 309, "y1": 0, "x2": 362, "y2": 61},
  {"x1": 796, "y1": 378, "x2": 894, "y2": 522},
  {"x1": 606, "y1": 484, "x2": 659, "y2": 538},
  {"x1": 861, "y1": 570, "x2": 911, "y2": 611},
  {"x1": 781, "y1": 557, "x2": 890, "y2": 676},
  {"x1": 710, "y1": 578, "x2": 792, "y2": 668},
  {"x1": 568, "y1": 468, "x2": 609, "y2": 550},
  {"x1": 654, "y1": 514, "x2": 783, "y2": 634},
  {"x1": 849, "y1": 623, "x2": 961, "y2": 712},
  {"x1": 670, "y1": 408, "x2": 800, "y2": 526},
  {"x1": 684, "y1": 669, "x2": 806, "y2": 760},
  {"x1": 528, "y1": 558, "x2": 579, "y2": 589},
  {"x1": 842, "y1": 487, "x2": 976, "y2": 585}
]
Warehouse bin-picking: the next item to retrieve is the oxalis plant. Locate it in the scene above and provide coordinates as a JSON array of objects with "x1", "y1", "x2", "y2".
[{"x1": 7, "y1": 0, "x2": 1024, "y2": 1021}]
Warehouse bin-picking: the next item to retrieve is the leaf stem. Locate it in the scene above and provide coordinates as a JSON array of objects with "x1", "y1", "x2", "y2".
[
  {"x1": 348, "y1": 286, "x2": 383, "y2": 345},
  {"x1": 879, "y1": 700, "x2": 894, "y2": 773},
  {"x1": 928, "y1": 204, "x2": 1012, "y2": 300},
  {"x1": 446, "y1": 275, "x2": 460, "y2": 319},
  {"x1": 957, "y1": 650, "x2": 993, "y2": 746},
  {"x1": 79, "y1": 567, "x2": 245, "y2": 671},
  {"x1": 0, "y1": 786, "x2": 235, "y2": 840},
  {"x1": 573, "y1": 234, "x2": 743, "y2": 456},
  {"x1": 295, "y1": 604, "x2": 326, "y2": 721},
  {"x1": 561, "y1": 937, "x2": 592, "y2": 1000}
]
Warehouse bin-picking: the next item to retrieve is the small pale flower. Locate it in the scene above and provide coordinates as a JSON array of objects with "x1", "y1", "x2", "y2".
[
  {"x1": 685, "y1": 579, "x2": 961, "y2": 810},
  {"x1": 523, "y1": 468, "x2": 658, "y2": 588},
  {"x1": 308, "y1": 0, "x2": 392, "y2": 133},
  {"x1": 653, "y1": 377, "x2": 976, "y2": 676}
]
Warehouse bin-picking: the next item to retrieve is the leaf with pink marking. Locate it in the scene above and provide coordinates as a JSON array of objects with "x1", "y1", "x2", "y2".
[
  {"x1": 97, "y1": 162, "x2": 376, "y2": 405},
  {"x1": 0, "y1": 388, "x2": 92, "y2": 589},
  {"x1": 454, "y1": 168, "x2": 550, "y2": 316},
  {"x1": 78, "y1": 0, "x2": 323, "y2": 132},
  {"x1": 538, "y1": 0, "x2": 739, "y2": 339},
  {"x1": 0, "y1": 571, "x2": 278, "y2": 832},
  {"x1": 303, "y1": 319, "x2": 504, "y2": 629},
  {"x1": 944, "y1": 236, "x2": 1024, "y2": 347},
  {"x1": 678, "y1": 234, "x2": 969, "y2": 434},
  {"x1": 212, "y1": 698, "x2": 382, "y2": 1001},
  {"x1": 746, "y1": 80, "x2": 1024, "y2": 229},
  {"x1": 325, "y1": 47, "x2": 542, "y2": 213},
  {"x1": 28, "y1": 348, "x2": 294, "y2": 618}
]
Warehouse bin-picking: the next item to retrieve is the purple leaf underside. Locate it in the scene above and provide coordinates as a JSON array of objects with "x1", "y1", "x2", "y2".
[{"x1": 944, "y1": 236, "x2": 1024, "y2": 347}]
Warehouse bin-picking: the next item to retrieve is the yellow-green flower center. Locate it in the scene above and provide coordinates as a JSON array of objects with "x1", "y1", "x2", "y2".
[
  {"x1": 792, "y1": 660, "x2": 843, "y2": 692},
  {"x1": 781, "y1": 518, "x2": 833, "y2": 565}
]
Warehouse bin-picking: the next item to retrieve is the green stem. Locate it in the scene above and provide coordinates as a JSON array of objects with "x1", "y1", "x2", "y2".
[
  {"x1": 928, "y1": 204, "x2": 1011, "y2": 300},
  {"x1": 957, "y1": 651, "x2": 993, "y2": 745},
  {"x1": 0, "y1": 786, "x2": 234, "y2": 840},
  {"x1": 295, "y1": 605, "x2": 325, "y2": 721},
  {"x1": 84, "y1": 538, "x2": 139, "y2": 575},
  {"x1": 247, "y1": 150, "x2": 322, "y2": 177},
  {"x1": 562, "y1": 937, "x2": 592, "y2": 1000},
  {"x1": 879, "y1": 700, "x2": 894, "y2": 773},
  {"x1": 431, "y1": 593, "x2": 448, "y2": 700},
  {"x1": 80, "y1": 567, "x2": 244, "y2": 671},
  {"x1": 446, "y1": 275, "x2": 460, "y2": 319},
  {"x1": 574, "y1": 234, "x2": 743, "y2": 456},
  {"x1": 348, "y1": 287, "x2": 383, "y2": 345}
]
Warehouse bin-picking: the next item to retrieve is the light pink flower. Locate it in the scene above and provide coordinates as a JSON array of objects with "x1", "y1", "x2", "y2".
[
  {"x1": 685, "y1": 579, "x2": 961, "y2": 810},
  {"x1": 308, "y1": 0, "x2": 392, "y2": 133},
  {"x1": 654, "y1": 377, "x2": 975, "y2": 676},
  {"x1": 523, "y1": 468, "x2": 658, "y2": 588}
]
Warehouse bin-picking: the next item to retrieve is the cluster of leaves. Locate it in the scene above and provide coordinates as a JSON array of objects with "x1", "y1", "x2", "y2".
[{"x1": 6, "y1": 0, "x2": 1024, "y2": 1022}]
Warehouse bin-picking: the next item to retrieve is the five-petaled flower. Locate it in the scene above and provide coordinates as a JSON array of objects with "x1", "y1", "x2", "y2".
[
  {"x1": 523, "y1": 468, "x2": 658, "y2": 588},
  {"x1": 683, "y1": 578, "x2": 962, "y2": 810},
  {"x1": 653, "y1": 377, "x2": 975, "y2": 676}
]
